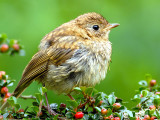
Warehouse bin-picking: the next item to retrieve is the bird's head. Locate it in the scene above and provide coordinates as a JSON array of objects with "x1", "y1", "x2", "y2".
[{"x1": 75, "y1": 12, "x2": 119, "y2": 40}]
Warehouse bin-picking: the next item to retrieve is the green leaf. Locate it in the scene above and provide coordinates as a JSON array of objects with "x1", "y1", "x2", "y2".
[
  {"x1": 154, "y1": 98, "x2": 160, "y2": 106},
  {"x1": 67, "y1": 100, "x2": 78, "y2": 108},
  {"x1": 53, "y1": 114, "x2": 59, "y2": 120},
  {"x1": 141, "y1": 90, "x2": 148, "y2": 97},
  {"x1": 85, "y1": 87, "x2": 93, "y2": 96},
  {"x1": 0, "y1": 33, "x2": 7, "y2": 43},
  {"x1": 138, "y1": 80, "x2": 148, "y2": 86},
  {"x1": 108, "y1": 92, "x2": 116, "y2": 105},
  {"x1": 15, "y1": 103, "x2": 21, "y2": 110},
  {"x1": 66, "y1": 112, "x2": 74, "y2": 119},
  {"x1": 80, "y1": 86, "x2": 86, "y2": 92},
  {"x1": 7, "y1": 96, "x2": 17, "y2": 106},
  {"x1": 74, "y1": 87, "x2": 82, "y2": 92},
  {"x1": 94, "y1": 107, "x2": 101, "y2": 112},
  {"x1": 32, "y1": 102, "x2": 39, "y2": 106},
  {"x1": 31, "y1": 106, "x2": 39, "y2": 112},
  {"x1": 35, "y1": 93, "x2": 42, "y2": 103},
  {"x1": 42, "y1": 87, "x2": 47, "y2": 93},
  {"x1": 155, "y1": 110, "x2": 160, "y2": 118},
  {"x1": 50, "y1": 103, "x2": 58, "y2": 109},
  {"x1": 106, "y1": 108, "x2": 112, "y2": 117}
]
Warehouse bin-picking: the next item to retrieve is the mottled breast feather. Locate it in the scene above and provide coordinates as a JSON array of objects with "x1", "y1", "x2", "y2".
[{"x1": 45, "y1": 39, "x2": 112, "y2": 94}]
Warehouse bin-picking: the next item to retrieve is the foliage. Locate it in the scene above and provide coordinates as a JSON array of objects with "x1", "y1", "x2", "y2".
[{"x1": 0, "y1": 72, "x2": 159, "y2": 119}]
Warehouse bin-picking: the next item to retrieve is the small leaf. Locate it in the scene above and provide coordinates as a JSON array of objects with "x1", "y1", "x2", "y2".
[
  {"x1": 32, "y1": 102, "x2": 39, "y2": 106},
  {"x1": 31, "y1": 106, "x2": 39, "y2": 112},
  {"x1": 42, "y1": 87, "x2": 47, "y2": 93},
  {"x1": 94, "y1": 107, "x2": 101, "y2": 112},
  {"x1": 108, "y1": 92, "x2": 116, "y2": 105},
  {"x1": 50, "y1": 103, "x2": 58, "y2": 109},
  {"x1": 106, "y1": 108, "x2": 112, "y2": 117},
  {"x1": 85, "y1": 87, "x2": 93, "y2": 96},
  {"x1": 141, "y1": 90, "x2": 148, "y2": 97},
  {"x1": 7, "y1": 96, "x2": 17, "y2": 106},
  {"x1": 138, "y1": 80, "x2": 148, "y2": 86},
  {"x1": 35, "y1": 93, "x2": 42, "y2": 103},
  {"x1": 154, "y1": 98, "x2": 160, "y2": 106},
  {"x1": 156, "y1": 110, "x2": 160, "y2": 118},
  {"x1": 2, "y1": 113, "x2": 9, "y2": 119},
  {"x1": 80, "y1": 86, "x2": 86, "y2": 92},
  {"x1": 74, "y1": 87, "x2": 82, "y2": 92},
  {"x1": 15, "y1": 103, "x2": 20, "y2": 110},
  {"x1": 67, "y1": 100, "x2": 78, "y2": 108},
  {"x1": 66, "y1": 112, "x2": 74, "y2": 119},
  {"x1": 53, "y1": 114, "x2": 59, "y2": 120}
]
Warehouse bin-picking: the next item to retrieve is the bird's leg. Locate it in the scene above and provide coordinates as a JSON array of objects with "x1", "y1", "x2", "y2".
[
  {"x1": 42, "y1": 84, "x2": 57, "y2": 116},
  {"x1": 44, "y1": 91, "x2": 57, "y2": 116},
  {"x1": 67, "y1": 94, "x2": 75, "y2": 100}
]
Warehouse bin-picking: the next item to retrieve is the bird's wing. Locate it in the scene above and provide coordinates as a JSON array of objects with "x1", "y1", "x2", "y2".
[{"x1": 13, "y1": 36, "x2": 78, "y2": 97}]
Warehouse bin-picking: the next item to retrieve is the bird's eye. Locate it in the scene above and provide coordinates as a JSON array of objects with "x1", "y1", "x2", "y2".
[{"x1": 92, "y1": 25, "x2": 99, "y2": 30}]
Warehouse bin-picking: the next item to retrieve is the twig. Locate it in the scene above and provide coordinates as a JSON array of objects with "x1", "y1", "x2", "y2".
[{"x1": 19, "y1": 95, "x2": 36, "y2": 99}]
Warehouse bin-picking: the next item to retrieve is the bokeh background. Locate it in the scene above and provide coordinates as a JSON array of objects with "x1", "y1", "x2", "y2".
[{"x1": 0, "y1": 0, "x2": 160, "y2": 109}]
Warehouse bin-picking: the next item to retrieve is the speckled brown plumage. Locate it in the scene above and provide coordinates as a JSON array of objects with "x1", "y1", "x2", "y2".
[{"x1": 5, "y1": 13, "x2": 120, "y2": 101}]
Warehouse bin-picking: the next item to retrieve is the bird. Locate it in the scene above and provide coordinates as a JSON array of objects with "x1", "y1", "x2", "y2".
[{"x1": 0, "y1": 12, "x2": 119, "y2": 111}]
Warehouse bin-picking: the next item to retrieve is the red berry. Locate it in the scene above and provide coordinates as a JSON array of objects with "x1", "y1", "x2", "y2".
[
  {"x1": 1, "y1": 87, "x2": 8, "y2": 94},
  {"x1": 149, "y1": 105, "x2": 156, "y2": 110},
  {"x1": 0, "y1": 71, "x2": 5, "y2": 79},
  {"x1": 151, "y1": 116, "x2": 157, "y2": 120},
  {"x1": 5, "y1": 92, "x2": 11, "y2": 98},
  {"x1": 144, "y1": 115, "x2": 150, "y2": 119},
  {"x1": 0, "y1": 44, "x2": 9, "y2": 52},
  {"x1": 101, "y1": 108, "x2": 108, "y2": 115},
  {"x1": 150, "y1": 80, "x2": 156, "y2": 87},
  {"x1": 0, "y1": 71, "x2": 6, "y2": 75},
  {"x1": 136, "y1": 117, "x2": 140, "y2": 120},
  {"x1": 140, "y1": 94, "x2": 143, "y2": 98},
  {"x1": 12, "y1": 43, "x2": 20, "y2": 51},
  {"x1": 155, "y1": 92, "x2": 160, "y2": 95},
  {"x1": 60, "y1": 103, "x2": 66, "y2": 108},
  {"x1": 0, "y1": 115, "x2": 3, "y2": 120},
  {"x1": 98, "y1": 100, "x2": 103, "y2": 106},
  {"x1": 113, "y1": 103, "x2": 121, "y2": 109},
  {"x1": 17, "y1": 109, "x2": 24, "y2": 113},
  {"x1": 114, "y1": 117, "x2": 120, "y2": 120},
  {"x1": 3, "y1": 98, "x2": 8, "y2": 103},
  {"x1": 3, "y1": 80, "x2": 6, "y2": 83},
  {"x1": 75, "y1": 112, "x2": 84, "y2": 119},
  {"x1": 104, "y1": 115, "x2": 114, "y2": 120}
]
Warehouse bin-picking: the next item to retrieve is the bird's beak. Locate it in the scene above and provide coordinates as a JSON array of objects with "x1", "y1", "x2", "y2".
[{"x1": 109, "y1": 23, "x2": 120, "y2": 29}]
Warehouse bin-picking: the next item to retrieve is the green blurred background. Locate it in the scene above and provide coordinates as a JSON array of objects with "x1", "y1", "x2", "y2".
[{"x1": 0, "y1": 0, "x2": 160, "y2": 109}]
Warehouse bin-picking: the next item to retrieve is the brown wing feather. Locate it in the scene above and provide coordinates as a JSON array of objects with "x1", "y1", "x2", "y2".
[
  {"x1": 13, "y1": 44, "x2": 76, "y2": 97},
  {"x1": 13, "y1": 51, "x2": 49, "y2": 97}
]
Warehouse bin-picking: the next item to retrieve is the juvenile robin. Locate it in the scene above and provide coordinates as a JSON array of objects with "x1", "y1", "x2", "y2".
[{"x1": 1, "y1": 12, "x2": 119, "y2": 111}]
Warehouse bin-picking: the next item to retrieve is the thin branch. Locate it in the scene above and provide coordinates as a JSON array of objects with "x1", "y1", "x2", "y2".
[{"x1": 19, "y1": 95, "x2": 36, "y2": 99}]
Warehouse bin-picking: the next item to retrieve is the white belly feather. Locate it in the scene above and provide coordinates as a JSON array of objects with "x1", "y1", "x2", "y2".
[{"x1": 45, "y1": 40, "x2": 112, "y2": 93}]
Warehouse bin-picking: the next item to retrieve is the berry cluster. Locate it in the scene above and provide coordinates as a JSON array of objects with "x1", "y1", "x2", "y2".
[
  {"x1": 0, "y1": 34, "x2": 24, "y2": 56},
  {"x1": 0, "y1": 71, "x2": 12, "y2": 102},
  {"x1": 0, "y1": 71, "x2": 14, "y2": 119},
  {"x1": 132, "y1": 75, "x2": 160, "y2": 120}
]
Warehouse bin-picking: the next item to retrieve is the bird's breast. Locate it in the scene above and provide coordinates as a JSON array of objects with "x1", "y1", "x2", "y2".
[{"x1": 45, "y1": 40, "x2": 112, "y2": 94}]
